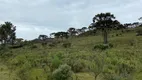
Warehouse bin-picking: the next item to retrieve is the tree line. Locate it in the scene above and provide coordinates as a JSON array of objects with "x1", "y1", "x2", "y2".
[
  {"x1": 0, "y1": 13, "x2": 141, "y2": 45},
  {"x1": 50, "y1": 12, "x2": 142, "y2": 44}
]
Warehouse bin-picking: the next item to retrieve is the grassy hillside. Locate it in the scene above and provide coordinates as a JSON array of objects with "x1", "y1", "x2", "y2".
[{"x1": 0, "y1": 31, "x2": 142, "y2": 80}]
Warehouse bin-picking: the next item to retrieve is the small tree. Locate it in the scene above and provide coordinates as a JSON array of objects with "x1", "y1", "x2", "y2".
[
  {"x1": 68, "y1": 27, "x2": 77, "y2": 37},
  {"x1": 92, "y1": 12, "x2": 120, "y2": 44},
  {"x1": 52, "y1": 64, "x2": 73, "y2": 80},
  {"x1": 89, "y1": 54, "x2": 105, "y2": 80}
]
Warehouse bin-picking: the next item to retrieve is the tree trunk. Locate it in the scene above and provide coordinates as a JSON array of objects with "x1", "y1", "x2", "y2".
[
  {"x1": 95, "y1": 75, "x2": 97, "y2": 80},
  {"x1": 94, "y1": 74, "x2": 99, "y2": 80},
  {"x1": 103, "y1": 30, "x2": 108, "y2": 44}
]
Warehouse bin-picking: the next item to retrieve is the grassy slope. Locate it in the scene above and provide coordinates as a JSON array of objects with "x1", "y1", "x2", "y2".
[
  {"x1": 0, "y1": 31, "x2": 142, "y2": 80},
  {"x1": 0, "y1": 59, "x2": 20, "y2": 80}
]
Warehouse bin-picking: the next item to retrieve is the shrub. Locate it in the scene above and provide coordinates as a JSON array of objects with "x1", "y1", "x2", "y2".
[
  {"x1": 49, "y1": 42, "x2": 56, "y2": 47},
  {"x1": 62, "y1": 42, "x2": 71, "y2": 48},
  {"x1": 9, "y1": 44, "x2": 23, "y2": 49},
  {"x1": 41, "y1": 42, "x2": 47, "y2": 46},
  {"x1": 51, "y1": 56, "x2": 62, "y2": 70},
  {"x1": 116, "y1": 34, "x2": 119, "y2": 36},
  {"x1": 109, "y1": 43, "x2": 113, "y2": 48},
  {"x1": 136, "y1": 27, "x2": 142, "y2": 36},
  {"x1": 23, "y1": 41, "x2": 34, "y2": 46},
  {"x1": 30, "y1": 45, "x2": 38, "y2": 49},
  {"x1": 0, "y1": 45, "x2": 7, "y2": 50},
  {"x1": 128, "y1": 40, "x2": 135, "y2": 46},
  {"x1": 66, "y1": 59, "x2": 86, "y2": 73},
  {"x1": 52, "y1": 64, "x2": 73, "y2": 80},
  {"x1": 72, "y1": 60, "x2": 86, "y2": 73},
  {"x1": 119, "y1": 33, "x2": 122, "y2": 36},
  {"x1": 94, "y1": 43, "x2": 113, "y2": 50}
]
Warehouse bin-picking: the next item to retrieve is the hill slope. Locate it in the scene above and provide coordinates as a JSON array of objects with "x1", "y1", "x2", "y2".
[{"x1": 0, "y1": 31, "x2": 142, "y2": 80}]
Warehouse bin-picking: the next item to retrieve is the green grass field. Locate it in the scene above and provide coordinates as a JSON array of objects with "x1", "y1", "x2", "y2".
[{"x1": 0, "y1": 31, "x2": 142, "y2": 80}]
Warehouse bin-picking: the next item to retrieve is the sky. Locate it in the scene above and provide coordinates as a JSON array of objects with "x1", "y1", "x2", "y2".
[{"x1": 0, "y1": 0, "x2": 142, "y2": 40}]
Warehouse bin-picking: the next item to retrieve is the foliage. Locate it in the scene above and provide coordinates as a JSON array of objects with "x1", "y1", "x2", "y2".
[
  {"x1": 0, "y1": 22, "x2": 16, "y2": 45},
  {"x1": 52, "y1": 64, "x2": 73, "y2": 80},
  {"x1": 54, "y1": 32, "x2": 69, "y2": 39},
  {"x1": 51, "y1": 56, "x2": 62, "y2": 71},
  {"x1": 49, "y1": 42, "x2": 56, "y2": 47},
  {"x1": 9, "y1": 44, "x2": 23, "y2": 49},
  {"x1": 94, "y1": 43, "x2": 113, "y2": 50},
  {"x1": 0, "y1": 25, "x2": 142, "y2": 80},
  {"x1": 62, "y1": 42, "x2": 71, "y2": 48},
  {"x1": 41, "y1": 42, "x2": 47, "y2": 47},
  {"x1": 78, "y1": 29, "x2": 97, "y2": 37},
  {"x1": 92, "y1": 12, "x2": 121, "y2": 44},
  {"x1": 88, "y1": 53, "x2": 105, "y2": 80},
  {"x1": 136, "y1": 27, "x2": 142, "y2": 36},
  {"x1": 71, "y1": 59, "x2": 86, "y2": 73},
  {"x1": 30, "y1": 44, "x2": 38, "y2": 49},
  {"x1": 68, "y1": 27, "x2": 77, "y2": 36}
]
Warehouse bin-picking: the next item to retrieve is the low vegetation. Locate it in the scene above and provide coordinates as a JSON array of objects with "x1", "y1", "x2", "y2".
[{"x1": 0, "y1": 13, "x2": 142, "y2": 80}]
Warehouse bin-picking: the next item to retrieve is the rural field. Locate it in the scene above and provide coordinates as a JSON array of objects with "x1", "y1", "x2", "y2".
[
  {"x1": 0, "y1": 2, "x2": 142, "y2": 79},
  {"x1": 0, "y1": 28, "x2": 142, "y2": 80}
]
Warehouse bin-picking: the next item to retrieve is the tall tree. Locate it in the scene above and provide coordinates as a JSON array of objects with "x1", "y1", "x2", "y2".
[
  {"x1": 92, "y1": 12, "x2": 119, "y2": 44},
  {"x1": 0, "y1": 22, "x2": 16, "y2": 45}
]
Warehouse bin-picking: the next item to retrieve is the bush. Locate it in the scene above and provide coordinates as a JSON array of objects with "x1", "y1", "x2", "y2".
[
  {"x1": 94, "y1": 43, "x2": 113, "y2": 50},
  {"x1": 41, "y1": 42, "x2": 47, "y2": 46},
  {"x1": 128, "y1": 40, "x2": 135, "y2": 46},
  {"x1": 52, "y1": 64, "x2": 73, "y2": 80},
  {"x1": 66, "y1": 59, "x2": 86, "y2": 73},
  {"x1": 136, "y1": 27, "x2": 142, "y2": 36},
  {"x1": 9, "y1": 44, "x2": 23, "y2": 49},
  {"x1": 116, "y1": 34, "x2": 119, "y2": 36},
  {"x1": 51, "y1": 56, "x2": 62, "y2": 71},
  {"x1": 30, "y1": 45, "x2": 38, "y2": 49},
  {"x1": 72, "y1": 60, "x2": 86, "y2": 73},
  {"x1": 0, "y1": 45, "x2": 7, "y2": 50},
  {"x1": 49, "y1": 42, "x2": 56, "y2": 47},
  {"x1": 62, "y1": 42, "x2": 71, "y2": 48},
  {"x1": 119, "y1": 33, "x2": 122, "y2": 36}
]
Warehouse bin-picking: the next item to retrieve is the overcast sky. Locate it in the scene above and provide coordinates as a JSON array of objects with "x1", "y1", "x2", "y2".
[{"x1": 0, "y1": 0, "x2": 142, "y2": 40}]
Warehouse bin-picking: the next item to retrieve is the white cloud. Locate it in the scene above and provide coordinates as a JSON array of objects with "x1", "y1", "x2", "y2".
[{"x1": 0, "y1": 0, "x2": 142, "y2": 40}]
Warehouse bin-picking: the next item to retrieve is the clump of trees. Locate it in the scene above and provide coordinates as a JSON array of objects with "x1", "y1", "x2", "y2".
[
  {"x1": 51, "y1": 32, "x2": 69, "y2": 40},
  {"x1": 0, "y1": 22, "x2": 16, "y2": 45}
]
